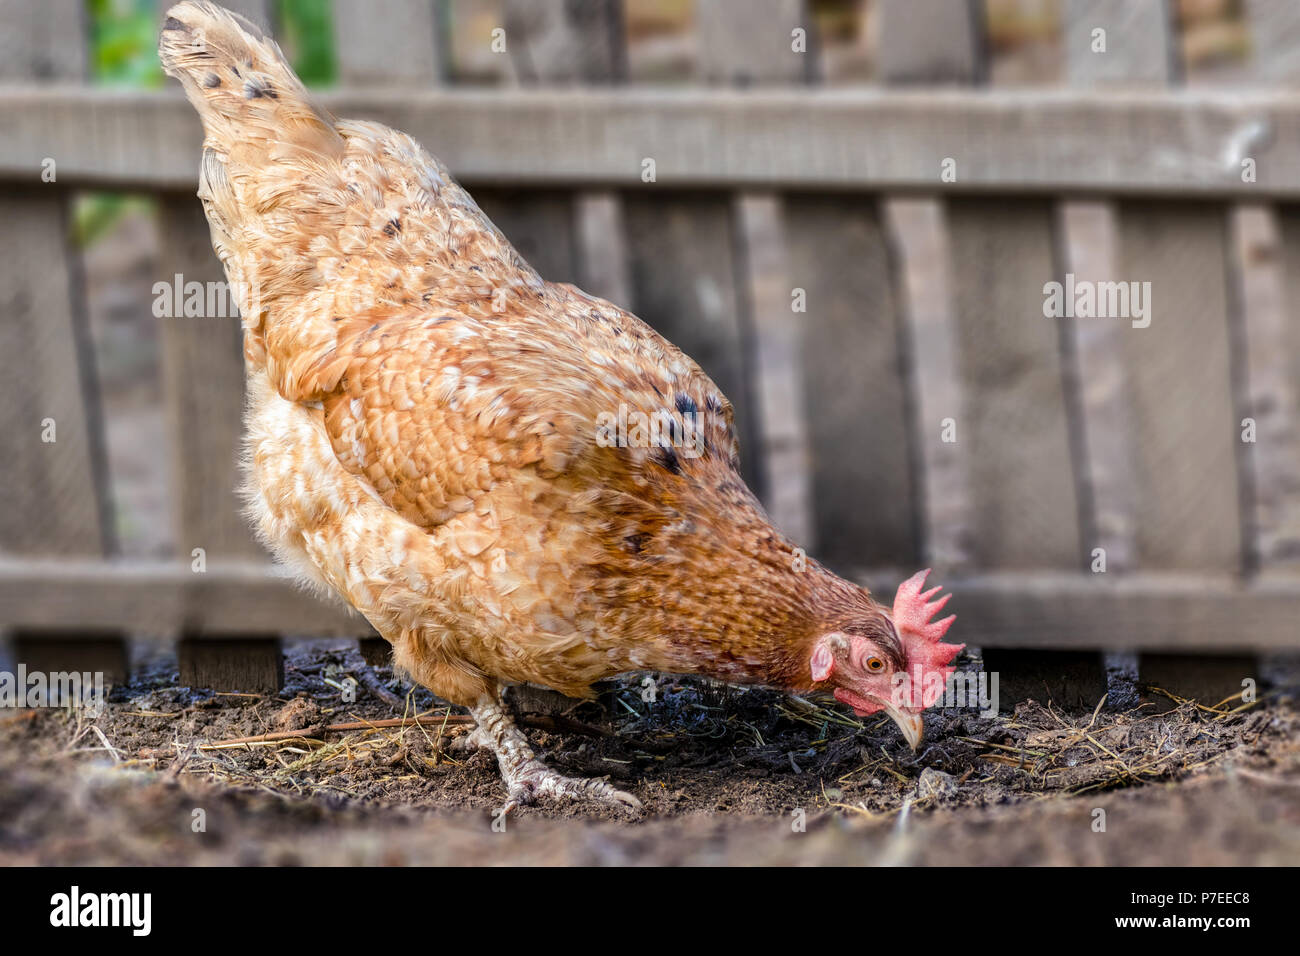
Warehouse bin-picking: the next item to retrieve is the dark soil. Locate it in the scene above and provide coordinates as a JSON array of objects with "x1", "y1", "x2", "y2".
[{"x1": 2, "y1": 641, "x2": 1298, "y2": 865}]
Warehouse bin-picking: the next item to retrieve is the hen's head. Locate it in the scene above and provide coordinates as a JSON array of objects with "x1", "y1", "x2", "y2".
[{"x1": 808, "y1": 570, "x2": 962, "y2": 750}]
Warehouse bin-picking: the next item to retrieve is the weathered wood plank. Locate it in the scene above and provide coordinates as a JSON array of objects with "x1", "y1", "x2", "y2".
[
  {"x1": 946, "y1": 199, "x2": 1081, "y2": 570},
  {"x1": 178, "y1": 635, "x2": 283, "y2": 693},
  {"x1": 782, "y1": 194, "x2": 914, "y2": 568},
  {"x1": 9, "y1": 632, "x2": 128, "y2": 687},
  {"x1": 0, "y1": 192, "x2": 111, "y2": 556},
  {"x1": 694, "y1": 0, "x2": 812, "y2": 86},
  {"x1": 2, "y1": 560, "x2": 1298, "y2": 650},
  {"x1": 1063, "y1": 0, "x2": 1176, "y2": 87},
  {"x1": 1244, "y1": 0, "x2": 1300, "y2": 84},
  {"x1": 0, "y1": 0, "x2": 87, "y2": 82},
  {"x1": 1117, "y1": 202, "x2": 1241, "y2": 571},
  {"x1": 1057, "y1": 10, "x2": 1157, "y2": 572},
  {"x1": 9, "y1": 89, "x2": 1300, "y2": 196},
  {"x1": 737, "y1": 194, "x2": 813, "y2": 547},
  {"x1": 1236, "y1": 205, "x2": 1300, "y2": 569},
  {"x1": 501, "y1": 0, "x2": 624, "y2": 85},
  {"x1": 574, "y1": 191, "x2": 632, "y2": 306},
  {"x1": 156, "y1": 196, "x2": 264, "y2": 563},
  {"x1": 173, "y1": 0, "x2": 271, "y2": 24},
  {"x1": 883, "y1": 199, "x2": 971, "y2": 573},
  {"x1": 332, "y1": 0, "x2": 443, "y2": 86},
  {"x1": 0, "y1": 1, "x2": 110, "y2": 559},
  {"x1": 1057, "y1": 201, "x2": 1138, "y2": 572},
  {"x1": 0, "y1": 559, "x2": 363, "y2": 636},
  {"x1": 876, "y1": 0, "x2": 984, "y2": 86}
]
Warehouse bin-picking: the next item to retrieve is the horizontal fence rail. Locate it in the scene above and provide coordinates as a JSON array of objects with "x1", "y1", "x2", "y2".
[
  {"x1": 0, "y1": 559, "x2": 1297, "y2": 652},
  {"x1": 1, "y1": 88, "x2": 1300, "y2": 196}
]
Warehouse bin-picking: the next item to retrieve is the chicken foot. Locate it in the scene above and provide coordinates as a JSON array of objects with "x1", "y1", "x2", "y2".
[{"x1": 458, "y1": 694, "x2": 642, "y2": 815}]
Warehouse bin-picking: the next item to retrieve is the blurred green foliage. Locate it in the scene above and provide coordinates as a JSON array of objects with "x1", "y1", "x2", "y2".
[
  {"x1": 88, "y1": 0, "x2": 163, "y2": 86},
  {"x1": 275, "y1": 0, "x2": 337, "y2": 86},
  {"x1": 86, "y1": 0, "x2": 337, "y2": 88}
]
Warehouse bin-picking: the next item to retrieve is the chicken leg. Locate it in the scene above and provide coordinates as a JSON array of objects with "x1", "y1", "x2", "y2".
[{"x1": 458, "y1": 694, "x2": 642, "y2": 815}]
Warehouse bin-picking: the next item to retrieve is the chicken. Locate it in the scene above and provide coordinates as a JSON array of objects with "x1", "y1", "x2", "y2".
[{"x1": 159, "y1": 1, "x2": 962, "y2": 813}]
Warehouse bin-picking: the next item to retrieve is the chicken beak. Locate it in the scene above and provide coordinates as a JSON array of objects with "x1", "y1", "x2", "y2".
[{"x1": 882, "y1": 701, "x2": 924, "y2": 751}]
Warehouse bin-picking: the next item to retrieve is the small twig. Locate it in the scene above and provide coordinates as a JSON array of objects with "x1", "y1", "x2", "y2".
[
  {"x1": 195, "y1": 711, "x2": 608, "y2": 750},
  {"x1": 90, "y1": 724, "x2": 124, "y2": 763},
  {"x1": 957, "y1": 736, "x2": 1050, "y2": 758},
  {"x1": 353, "y1": 667, "x2": 406, "y2": 710},
  {"x1": 1085, "y1": 693, "x2": 1108, "y2": 731}
]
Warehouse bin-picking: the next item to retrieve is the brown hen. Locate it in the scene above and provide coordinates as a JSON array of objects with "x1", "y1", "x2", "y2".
[{"x1": 159, "y1": 1, "x2": 961, "y2": 813}]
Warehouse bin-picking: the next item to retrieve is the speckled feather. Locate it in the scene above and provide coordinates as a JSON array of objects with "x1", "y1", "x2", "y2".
[{"x1": 161, "y1": 1, "x2": 891, "y2": 708}]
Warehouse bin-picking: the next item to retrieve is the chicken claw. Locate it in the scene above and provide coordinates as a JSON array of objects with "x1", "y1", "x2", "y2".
[{"x1": 462, "y1": 694, "x2": 642, "y2": 816}]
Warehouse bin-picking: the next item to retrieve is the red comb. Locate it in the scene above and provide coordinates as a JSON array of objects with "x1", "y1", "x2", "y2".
[{"x1": 892, "y1": 569, "x2": 964, "y2": 708}]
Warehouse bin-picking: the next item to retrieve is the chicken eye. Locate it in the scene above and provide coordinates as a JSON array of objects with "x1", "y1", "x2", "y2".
[{"x1": 866, "y1": 657, "x2": 884, "y2": 672}]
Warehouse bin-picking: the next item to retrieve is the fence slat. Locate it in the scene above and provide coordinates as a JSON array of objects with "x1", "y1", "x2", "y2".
[
  {"x1": 156, "y1": 199, "x2": 264, "y2": 563},
  {"x1": 332, "y1": 0, "x2": 443, "y2": 86},
  {"x1": 947, "y1": 198, "x2": 1082, "y2": 569},
  {"x1": 11, "y1": 90, "x2": 1300, "y2": 197},
  {"x1": 1118, "y1": 202, "x2": 1240, "y2": 571},
  {"x1": 156, "y1": 200, "x2": 285, "y2": 691},
  {"x1": 694, "y1": 0, "x2": 811, "y2": 86},
  {"x1": 1244, "y1": 0, "x2": 1300, "y2": 84},
  {"x1": 1063, "y1": 0, "x2": 1177, "y2": 87},
  {"x1": 1058, "y1": 201, "x2": 1138, "y2": 572},
  {"x1": 574, "y1": 191, "x2": 632, "y2": 307},
  {"x1": 0, "y1": 0, "x2": 86, "y2": 82},
  {"x1": 883, "y1": 200, "x2": 970, "y2": 573},
  {"x1": 876, "y1": 0, "x2": 984, "y2": 86},
  {"x1": 738, "y1": 194, "x2": 813, "y2": 547},
  {"x1": 0, "y1": 193, "x2": 110, "y2": 557}
]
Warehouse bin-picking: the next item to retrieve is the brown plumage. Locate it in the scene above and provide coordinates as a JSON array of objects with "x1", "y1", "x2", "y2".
[{"x1": 160, "y1": 2, "x2": 961, "y2": 813}]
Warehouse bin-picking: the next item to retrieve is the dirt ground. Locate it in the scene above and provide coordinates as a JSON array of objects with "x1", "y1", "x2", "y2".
[{"x1": 1, "y1": 642, "x2": 1298, "y2": 865}]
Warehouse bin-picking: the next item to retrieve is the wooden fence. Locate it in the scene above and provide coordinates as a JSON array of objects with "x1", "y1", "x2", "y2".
[{"x1": 1, "y1": 0, "x2": 1299, "y2": 708}]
